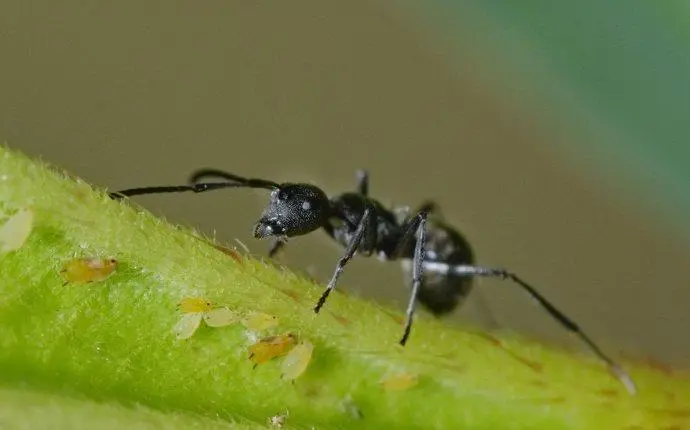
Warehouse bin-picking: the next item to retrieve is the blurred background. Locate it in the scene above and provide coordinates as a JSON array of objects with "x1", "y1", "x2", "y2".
[{"x1": 1, "y1": 1, "x2": 688, "y2": 366}]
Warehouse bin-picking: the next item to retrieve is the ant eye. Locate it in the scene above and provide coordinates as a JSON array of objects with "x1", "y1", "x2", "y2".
[{"x1": 301, "y1": 201, "x2": 311, "y2": 211}]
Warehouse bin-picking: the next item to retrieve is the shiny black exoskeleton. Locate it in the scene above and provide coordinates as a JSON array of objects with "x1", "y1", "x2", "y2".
[
  {"x1": 395, "y1": 202, "x2": 476, "y2": 317},
  {"x1": 109, "y1": 168, "x2": 635, "y2": 394}
]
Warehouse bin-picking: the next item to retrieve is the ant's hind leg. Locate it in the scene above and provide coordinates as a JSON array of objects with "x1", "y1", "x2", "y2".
[{"x1": 421, "y1": 261, "x2": 636, "y2": 395}]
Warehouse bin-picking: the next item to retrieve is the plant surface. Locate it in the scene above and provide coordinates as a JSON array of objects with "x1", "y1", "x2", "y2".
[{"x1": 0, "y1": 145, "x2": 688, "y2": 429}]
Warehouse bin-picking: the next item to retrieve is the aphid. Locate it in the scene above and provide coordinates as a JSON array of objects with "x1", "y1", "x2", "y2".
[
  {"x1": 281, "y1": 340, "x2": 314, "y2": 381},
  {"x1": 340, "y1": 396, "x2": 364, "y2": 420},
  {"x1": 202, "y1": 307, "x2": 238, "y2": 327},
  {"x1": 109, "y1": 168, "x2": 636, "y2": 394},
  {"x1": 178, "y1": 297, "x2": 213, "y2": 313},
  {"x1": 267, "y1": 410, "x2": 288, "y2": 428},
  {"x1": 380, "y1": 371, "x2": 418, "y2": 391},
  {"x1": 248, "y1": 333, "x2": 297, "y2": 367},
  {"x1": 0, "y1": 208, "x2": 34, "y2": 252},
  {"x1": 60, "y1": 257, "x2": 118, "y2": 285},
  {"x1": 173, "y1": 297, "x2": 238, "y2": 340},
  {"x1": 173, "y1": 313, "x2": 204, "y2": 340},
  {"x1": 241, "y1": 311, "x2": 279, "y2": 332}
]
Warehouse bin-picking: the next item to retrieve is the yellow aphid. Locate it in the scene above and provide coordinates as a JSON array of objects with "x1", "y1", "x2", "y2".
[
  {"x1": 380, "y1": 371, "x2": 419, "y2": 391},
  {"x1": 0, "y1": 208, "x2": 34, "y2": 252},
  {"x1": 60, "y1": 257, "x2": 118, "y2": 284},
  {"x1": 281, "y1": 340, "x2": 314, "y2": 381},
  {"x1": 203, "y1": 307, "x2": 239, "y2": 327},
  {"x1": 173, "y1": 313, "x2": 203, "y2": 340},
  {"x1": 241, "y1": 311, "x2": 279, "y2": 331},
  {"x1": 173, "y1": 297, "x2": 238, "y2": 340},
  {"x1": 248, "y1": 333, "x2": 297, "y2": 367},
  {"x1": 178, "y1": 297, "x2": 213, "y2": 314}
]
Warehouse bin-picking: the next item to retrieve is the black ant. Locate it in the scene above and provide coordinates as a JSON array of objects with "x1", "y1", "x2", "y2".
[{"x1": 108, "y1": 168, "x2": 636, "y2": 394}]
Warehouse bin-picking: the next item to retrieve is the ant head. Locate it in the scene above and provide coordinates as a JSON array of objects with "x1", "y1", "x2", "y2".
[{"x1": 253, "y1": 183, "x2": 330, "y2": 239}]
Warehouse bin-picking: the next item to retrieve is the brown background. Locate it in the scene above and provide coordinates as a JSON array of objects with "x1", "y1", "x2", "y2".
[{"x1": 1, "y1": 1, "x2": 688, "y2": 366}]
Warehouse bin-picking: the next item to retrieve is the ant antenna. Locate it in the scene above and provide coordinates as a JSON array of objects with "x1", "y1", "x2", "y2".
[
  {"x1": 188, "y1": 168, "x2": 279, "y2": 190},
  {"x1": 108, "y1": 169, "x2": 279, "y2": 200},
  {"x1": 421, "y1": 261, "x2": 637, "y2": 395}
]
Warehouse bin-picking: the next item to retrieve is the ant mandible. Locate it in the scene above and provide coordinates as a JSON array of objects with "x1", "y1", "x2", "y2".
[{"x1": 109, "y1": 168, "x2": 635, "y2": 394}]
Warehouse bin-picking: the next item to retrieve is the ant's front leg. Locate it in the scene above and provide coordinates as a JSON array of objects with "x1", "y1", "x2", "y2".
[
  {"x1": 313, "y1": 207, "x2": 373, "y2": 313},
  {"x1": 268, "y1": 238, "x2": 286, "y2": 259}
]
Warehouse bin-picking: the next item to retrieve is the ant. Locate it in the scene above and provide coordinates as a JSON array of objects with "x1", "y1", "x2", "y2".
[{"x1": 109, "y1": 168, "x2": 636, "y2": 394}]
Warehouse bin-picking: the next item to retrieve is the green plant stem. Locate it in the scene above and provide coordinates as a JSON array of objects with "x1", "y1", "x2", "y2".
[
  {"x1": 0, "y1": 145, "x2": 688, "y2": 429},
  {"x1": 0, "y1": 385, "x2": 252, "y2": 430}
]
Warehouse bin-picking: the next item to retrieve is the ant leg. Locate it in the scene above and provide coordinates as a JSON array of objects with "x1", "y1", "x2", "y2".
[
  {"x1": 355, "y1": 169, "x2": 369, "y2": 196},
  {"x1": 268, "y1": 239, "x2": 286, "y2": 259},
  {"x1": 314, "y1": 207, "x2": 373, "y2": 313},
  {"x1": 421, "y1": 261, "x2": 636, "y2": 394},
  {"x1": 414, "y1": 203, "x2": 501, "y2": 327},
  {"x1": 398, "y1": 211, "x2": 429, "y2": 346}
]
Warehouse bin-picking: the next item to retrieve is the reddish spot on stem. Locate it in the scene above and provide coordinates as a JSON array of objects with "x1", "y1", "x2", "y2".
[
  {"x1": 328, "y1": 311, "x2": 350, "y2": 326},
  {"x1": 476, "y1": 332, "x2": 500, "y2": 346},
  {"x1": 644, "y1": 357, "x2": 675, "y2": 376},
  {"x1": 597, "y1": 388, "x2": 619, "y2": 399},
  {"x1": 529, "y1": 379, "x2": 548, "y2": 388},
  {"x1": 472, "y1": 332, "x2": 543, "y2": 373},
  {"x1": 192, "y1": 235, "x2": 244, "y2": 264},
  {"x1": 277, "y1": 287, "x2": 304, "y2": 304},
  {"x1": 213, "y1": 244, "x2": 243, "y2": 263},
  {"x1": 74, "y1": 187, "x2": 92, "y2": 202},
  {"x1": 379, "y1": 308, "x2": 404, "y2": 325},
  {"x1": 300, "y1": 271, "x2": 320, "y2": 285},
  {"x1": 546, "y1": 396, "x2": 566, "y2": 404}
]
